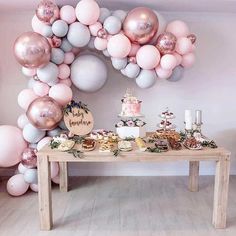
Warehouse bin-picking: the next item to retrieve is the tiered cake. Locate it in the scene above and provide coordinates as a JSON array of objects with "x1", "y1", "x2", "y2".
[{"x1": 116, "y1": 90, "x2": 146, "y2": 139}]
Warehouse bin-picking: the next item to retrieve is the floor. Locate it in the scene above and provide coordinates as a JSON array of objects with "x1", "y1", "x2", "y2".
[{"x1": 0, "y1": 176, "x2": 236, "y2": 236}]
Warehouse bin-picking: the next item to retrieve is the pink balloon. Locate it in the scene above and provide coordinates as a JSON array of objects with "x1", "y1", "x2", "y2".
[
  {"x1": 51, "y1": 162, "x2": 59, "y2": 179},
  {"x1": 49, "y1": 84, "x2": 73, "y2": 106},
  {"x1": 33, "y1": 81, "x2": 50, "y2": 96},
  {"x1": 160, "y1": 54, "x2": 177, "y2": 70},
  {"x1": 107, "y1": 34, "x2": 131, "y2": 58},
  {"x1": 18, "y1": 89, "x2": 39, "y2": 110},
  {"x1": 17, "y1": 114, "x2": 29, "y2": 129},
  {"x1": 75, "y1": 0, "x2": 100, "y2": 25},
  {"x1": 173, "y1": 52, "x2": 182, "y2": 65},
  {"x1": 190, "y1": 44, "x2": 196, "y2": 53},
  {"x1": 31, "y1": 15, "x2": 45, "y2": 34},
  {"x1": 58, "y1": 64, "x2": 71, "y2": 80},
  {"x1": 129, "y1": 43, "x2": 141, "y2": 57},
  {"x1": 37, "y1": 136, "x2": 52, "y2": 151},
  {"x1": 181, "y1": 52, "x2": 195, "y2": 68},
  {"x1": 59, "y1": 78, "x2": 72, "y2": 87},
  {"x1": 89, "y1": 22, "x2": 103, "y2": 36},
  {"x1": 64, "y1": 52, "x2": 75, "y2": 64},
  {"x1": 22, "y1": 67, "x2": 36, "y2": 77},
  {"x1": 7, "y1": 174, "x2": 29, "y2": 196},
  {"x1": 0, "y1": 126, "x2": 27, "y2": 167},
  {"x1": 94, "y1": 37, "x2": 108, "y2": 51},
  {"x1": 47, "y1": 36, "x2": 62, "y2": 48},
  {"x1": 52, "y1": 174, "x2": 60, "y2": 184},
  {"x1": 36, "y1": 0, "x2": 59, "y2": 24},
  {"x1": 166, "y1": 20, "x2": 190, "y2": 38},
  {"x1": 136, "y1": 45, "x2": 160, "y2": 70},
  {"x1": 30, "y1": 183, "x2": 38, "y2": 192},
  {"x1": 14, "y1": 32, "x2": 51, "y2": 69},
  {"x1": 97, "y1": 28, "x2": 108, "y2": 39},
  {"x1": 155, "y1": 65, "x2": 172, "y2": 79},
  {"x1": 175, "y1": 37, "x2": 192, "y2": 55},
  {"x1": 60, "y1": 5, "x2": 76, "y2": 24},
  {"x1": 71, "y1": 47, "x2": 80, "y2": 55}
]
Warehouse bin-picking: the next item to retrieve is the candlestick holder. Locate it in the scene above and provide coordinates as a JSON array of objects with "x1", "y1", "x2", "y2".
[
  {"x1": 194, "y1": 122, "x2": 203, "y2": 134},
  {"x1": 185, "y1": 128, "x2": 193, "y2": 138}
]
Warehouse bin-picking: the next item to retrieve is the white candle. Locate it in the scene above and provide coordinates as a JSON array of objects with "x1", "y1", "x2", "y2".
[
  {"x1": 195, "y1": 110, "x2": 202, "y2": 125},
  {"x1": 185, "y1": 110, "x2": 192, "y2": 130}
]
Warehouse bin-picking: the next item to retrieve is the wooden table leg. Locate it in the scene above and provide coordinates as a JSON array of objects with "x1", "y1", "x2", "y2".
[
  {"x1": 189, "y1": 161, "x2": 199, "y2": 192},
  {"x1": 37, "y1": 155, "x2": 52, "y2": 230},
  {"x1": 59, "y1": 162, "x2": 68, "y2": 192},
  {"x1": 212, "y1": 155, "x2": 230, "y2": 228}
]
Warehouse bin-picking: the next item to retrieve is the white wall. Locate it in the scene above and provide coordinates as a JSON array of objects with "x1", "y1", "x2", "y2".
[{"x1": 0, "y1": 10, "x2": 236, "y2": 176}]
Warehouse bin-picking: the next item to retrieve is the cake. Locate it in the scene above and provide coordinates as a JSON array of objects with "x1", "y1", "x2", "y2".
[{"x1": 120, "y1": 90, "x2": 142, "y2": 117}]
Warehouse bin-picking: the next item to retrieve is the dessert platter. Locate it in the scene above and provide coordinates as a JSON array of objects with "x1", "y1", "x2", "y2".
[{"x1": 157, "y1": 108, "x2": 176, "y2": 130}]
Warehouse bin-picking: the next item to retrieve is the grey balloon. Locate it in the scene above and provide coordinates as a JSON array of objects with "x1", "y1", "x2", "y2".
[
  {"x1": 167, "y1": 66, "x2": 185, "y2": 82},
  {"x1": 37, "y1": 62, "x2": 59, "y2": 83},
  {"x1": 47, "y1": 127, "x2": 62, "y2": 137},
  {"x1": 87, "y1": 37, "x2": 96, "y2": 50},
  {"x1": 112, "y1": 10, "x2": 127, "y2": 22},
  {"x1": 71, "y1": 55, "x2": 108, "y2": 92},
  {"x1": 99, "y1": 8, "x2": 111, "y2": 23},
  {"x1": 111, "y1": 57, "x2": 127, "y2": 70},
  {"x1": 60, "y1": 38, "x2": 73, "y2": 52},
  {"x1": 23, "y1": 124, "x2": 46, "y2": 143},
  {"x1": 67, "y1": 22, "x2": 91, "y2": 47},
  {"x1": 136, "y1": 69, "x2": 157, "y2": 89},
  {"x1": 47, "y1": 78, "x2": 59, "y2": 87},
  {"x1": 51, "y1": 48, "x2": 65, "y2": 65},
  {"x1": 103, "y1": 16, "x2": 122, "y2": 35},
  {"x1": 41, "y1": 25, "x2": 53, "y2": 38},
  {"x1": 52, "y1": 20, "x2": 69, "y2": 37},
  {"x1": 58, "y1": 120, "x2": 68, "y2": 130},
  {"x1": 125, "y1": 63, "x2": 141, "y2": 79}
]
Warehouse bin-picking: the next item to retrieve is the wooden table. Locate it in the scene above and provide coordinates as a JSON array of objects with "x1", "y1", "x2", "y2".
[{"x1": 37, "y1": 145, "x2": 231, "y2": 230}]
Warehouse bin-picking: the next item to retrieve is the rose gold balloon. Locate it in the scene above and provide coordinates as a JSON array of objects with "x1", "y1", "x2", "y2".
[
  {"x1": 97, "y1": 28, "x2": 108, "y2": 39},
  {"x1": 21, "y1": 148, "x2": 37, "y2": 169},
  {"x1": 36, "y1": 0, "x2": 59, "y2": 24},
  {"x1": 156, "y1": 32, "x2": 177, "y2": 54},
  {"x1": 48, "y1": 36, "x2": 62, "y2": 48},
  {"x1": 26, "y1": 96, "x2": 63, "y2": 130},
  {"x1": 14, "y1": 32, "x2": 51, "y2": 69},
  {"x1": 128, "y1": 56, "x2": 137, "y2": 64},
  {"x1": 187, "y1": 34, "x2": 197, "y2": 44},
  {"x1": 123, "y1": 7, "x2": 159, "y2": 44}
]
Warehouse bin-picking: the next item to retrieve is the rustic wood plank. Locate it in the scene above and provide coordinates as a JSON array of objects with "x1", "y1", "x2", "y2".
[
  {"x1": 189, "y1": 161, "x2": 199, "y2": 192},
  {"x1": 59, "y1": 162, "x2": 68, "y2": 192},
  {"x1": 212, "y1": 155, "x2": 230, "y2": 228},
  {"x1": 37, "y1": 154, "x2": 53, "y2": 230}
]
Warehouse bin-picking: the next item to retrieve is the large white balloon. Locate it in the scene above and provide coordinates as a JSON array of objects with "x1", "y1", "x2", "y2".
[
  {"x1": 136, "y1": 69, "x2": 157, "y2": 89},
  {"x1": 71, "y1": 55, "x2": 108, "y2": 92},
  {"x1": 67, "y1": 22, "x2": 91, "y2": 47}
]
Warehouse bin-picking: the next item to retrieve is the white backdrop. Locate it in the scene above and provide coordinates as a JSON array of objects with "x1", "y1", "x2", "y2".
[{"x1": 0, "y1": 10, "x2": 236, "y2": 176}]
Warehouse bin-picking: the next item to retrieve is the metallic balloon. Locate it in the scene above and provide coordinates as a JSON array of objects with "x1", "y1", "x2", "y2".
[
  {"x1": 97, "y1": 28, "x2": 108, "y2": 39},
  {"x1": 21, "y1": 148, "x2": 37, "y2": 169},
  {"x1": 187, "y1": 34, "x2": 197, "y2": 44},
  {"x1": 123, "y1": 7, "x2": 159, "y2": 44},
  {"x1": 14, "y1": 32, "x2": 51, "y2": 69},
  {"x1": 36, "y1": 0, "x2": 59, "y2": 24},
  {"x1": 48, "y1": 36, "x2": 62, "y2": 48},
  {"x1": 26, "y1": 96, "x2": 63, "y2": 130},
  {"x1": 128, "y1": 56, "x2": 137, "y2": 64},
  {"x1": 156, "y1": 32, "x2": 177, "y2": 54}
]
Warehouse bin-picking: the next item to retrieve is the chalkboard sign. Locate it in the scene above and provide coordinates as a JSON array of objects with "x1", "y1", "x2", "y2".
[{"x1": 64, "y1": 101, "x2": 94, "y2": 136}]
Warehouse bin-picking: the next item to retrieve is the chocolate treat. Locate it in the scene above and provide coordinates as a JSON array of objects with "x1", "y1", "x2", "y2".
[
  {"x1": 168, "y1": 137, "x2": 182, "y2": 150},
  {"x1": 82, "y1": 139, "x2": 96, "y2": 149},
  {"x1": 155, "y1": 139, "x2": 169, "y2": 151}
]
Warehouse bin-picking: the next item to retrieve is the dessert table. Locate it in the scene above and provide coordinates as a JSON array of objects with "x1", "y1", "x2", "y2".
[{"x1": 37, "y1": 144, "x2": 230, "y2": 231}]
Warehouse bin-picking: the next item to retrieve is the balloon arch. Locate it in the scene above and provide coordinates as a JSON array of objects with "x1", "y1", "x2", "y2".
[{"x1": 2, "y1": 0, "x2": 197, "y2": 196}]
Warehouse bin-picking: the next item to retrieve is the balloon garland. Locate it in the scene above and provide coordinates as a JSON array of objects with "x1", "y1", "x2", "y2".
[{"x1": 1, "y1": 0, "x2": 197, "y2": 196}]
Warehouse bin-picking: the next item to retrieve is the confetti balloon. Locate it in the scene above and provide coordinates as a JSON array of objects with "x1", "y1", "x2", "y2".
[
  {"x1": 21, "y1": 148, "x2": 37, "y2": 169},
  {"x1": 156, "y1": 32, "x2": 177, "y2": 55}
]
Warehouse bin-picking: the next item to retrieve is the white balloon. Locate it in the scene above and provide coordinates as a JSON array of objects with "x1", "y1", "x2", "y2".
[
  {"x1": 50, "y1": 48, "x2": 65, "y2": 65},
  {"x1": 103, "y1": 49, "x2": 110, "y2": 57},
  {"x1": 99, "y1": 8, "x2": 111, "y2": 23},
  {"x1": 112, "y1": 10, "x2": 127, "y2": 22},
  {"x1": 23, "y1": 124, "x2": 46, "y2": 143},
  {"x1": 136, "y1": 69, "x2": 157, "y2": 88},
  {"x1": 18, "y1": 163, "x2": 28, "y2": 174},
  {"x1": 71, "y1": 55, "x2": 108, "y2": 92},
  {"x1": 27, "y1": 78, "x2": 37, "y2": 89},
  {"x1": 125, "y1": 63, "x2": 141, "y2": 79},
  {"x1": 103, "y1": 16, "x2": 122, "y2": 35},
  {"x1": 52, "y1": 20, "x2": 69, "y2": 37},
  {"x1": 29, "y1": 143, "x2": 37, "y2": 149},
  {"x1": 41, "y1": 24, "x2": 53, "y2": 38},
  {"x1": 111, "y1": 57, "x2": 127, "y2": 70},
  {"x1": 60, "y1": 38, "x2": 73, "y2": 52},
  {"x1": 47, "y1": 127, "x2": 62, "y2": 137},
  {"x1": 24, "y1": 169, "x2": 38, "y2": 184},
  {"x1": 30, "y1": 183, "x2": 38, "y2": 192},
  {"x1": 17, "y1": 114, "x2": 29, "y2": 129},
  {"x1": 37, "y1": 62, "x2": 59, "y2": 84},
  {"x1": 67, "y1": 22, "x2": 91, "y2": 47}
]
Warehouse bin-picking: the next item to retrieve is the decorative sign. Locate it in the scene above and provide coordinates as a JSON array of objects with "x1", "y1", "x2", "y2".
[{"x1": 64, "y1": 100, "x2": 94, "y2": 136}]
